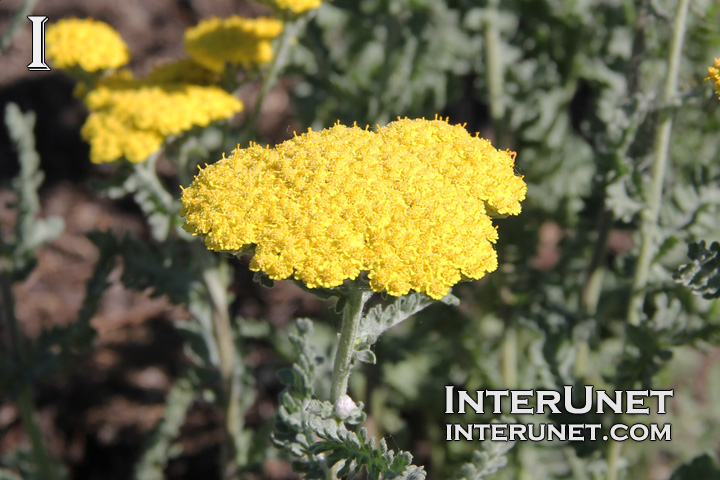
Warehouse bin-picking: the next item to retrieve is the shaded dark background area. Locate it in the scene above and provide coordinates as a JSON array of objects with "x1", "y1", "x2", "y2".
[{"x1": 0, "y1": 1, "x2": 328, "y2": 478}]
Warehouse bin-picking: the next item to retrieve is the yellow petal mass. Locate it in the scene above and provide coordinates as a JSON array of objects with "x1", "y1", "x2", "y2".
[
  {"x1": 46, "y1": 18, "x2": 130, "y2": 72},
  {"x1": 81, "y1": 73, "x2": 243, "y2": 164},
  {"x1": 184, "y1": 16, "x2": 283, "y2": 72},
  {"x1": 180, "y1": 118, "x2": 527, "y2": 299}
]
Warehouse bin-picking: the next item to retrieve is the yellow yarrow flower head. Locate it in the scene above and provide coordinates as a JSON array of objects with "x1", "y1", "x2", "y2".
[
  {"x1": 81, "y1": 73, "x2": 243, "y2": 163},
  {"x1": 184, "y1": 16, "x2": 283, "y2": 72},
  {"x1": 46, "y1": 18, "x2": 130, "y2": 72},
  {"x1": 255, "y1": 0, "x2": 322, "y2": 15},
  {"x1": 707, "y1": 58, "x2": 720, "y2": 98},
  {"x1": 181, "y1": 117, "x2": 527, "y2": 299}
]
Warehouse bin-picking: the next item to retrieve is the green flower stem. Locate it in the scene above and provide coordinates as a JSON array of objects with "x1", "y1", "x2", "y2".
[
  {"x1": 132, "y1": 153, "x2": 180, "y2": 242},
  {"x1": 605, "y1": 437, "x2": 622, "y2": 480},
  {"x1": 0, "y1": 266, "x2": 20, "y2": 363},
  {"x1": 483, "y1": 0, "x2": 507, "y2": 148},
  {"x1": 625, "y1": 0, "x2": 690, "y2": 327},
  {"x1": 201, "y1": 261, "x2": 234, "y2": 383},
  {"x1": 608, "y1": 2, "x2": 691, "y2": 479},
  {"x1": 484, "y1": 0, "x2": 515, "y2": 381},
  {"x1": 244, "y1": 17, "x2": 303, "y2": 140},
  {"x1": 200, "y1": 259, "x2": 243, "y2": 479},
  {"x1": 484, "y1": 1, "x2": 520, "y2": 389},
  {"x1": 134, "y1": 150, "x2": 243, "y2": 476},
  {"x1": 135, "y1": 153, "x2": 176, "y2": 214},
  {"x1": 16, "y1": 387, "x2": 59, "y2": 480},
  {"x1": 330, "y1": 288, "x2": 372, "y2": 403},
  {"x1": 0, "y1": 0, "x2": 39, "y2": 52}
]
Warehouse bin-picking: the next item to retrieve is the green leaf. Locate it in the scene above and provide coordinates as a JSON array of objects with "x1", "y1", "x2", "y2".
[
  {"x1": 669, "y1": 454, "x2": 720, "y2": 480},
  {"x1": 272, "y1": 318, "x2": 424, "y2": 479},
  {"x1": 357, "y1": 291, "x2": 458, "y2": 349},
  {"x1": 605, "y1": 175, "x2": 645, "y2": 223},
  {"x1": 456, "y1": 428, "x2": 516, "y2": 480},
  {"x1": 277, "y1": 368, "x2": 298, "y2": 386},
  {"x1": 674, "y1": 240, "x2": 720, "y2": 299},
  {"x1": 354, "y1": 348, "x2": 377, "y2": 364},
  {"x1": 3, "y1": 103, "x2": 65, "y2": 280},
  {"x1": 134, "y1": 376, "x2": 196, "y2": 480},
  {"x1": 0, "y1": 230, "x2": 117, "y2": 395},
  {"x1": 86, "y1": 232, "x2": 198, "y2": 305},
  {"x1": 253, "y1": 271, "x2": 275, "y2": 288}
]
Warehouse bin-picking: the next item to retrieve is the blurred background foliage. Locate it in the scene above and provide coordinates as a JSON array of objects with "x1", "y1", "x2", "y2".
[
  {"x1": 286, "y1": 1, "x2": 720, "y2": 477},
  {"x1": 2, "y1": 0, "x2": 720, "y2": 479}
]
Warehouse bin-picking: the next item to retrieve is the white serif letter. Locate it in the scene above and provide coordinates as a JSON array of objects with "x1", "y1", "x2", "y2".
[{"x1": 27, "y1": 16, "x2": 51, "y2": 71}]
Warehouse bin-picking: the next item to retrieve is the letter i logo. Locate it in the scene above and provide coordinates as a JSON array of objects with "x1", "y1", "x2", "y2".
[{"x1": 27, "y1": 16, "x2": 51, "y2": 71}]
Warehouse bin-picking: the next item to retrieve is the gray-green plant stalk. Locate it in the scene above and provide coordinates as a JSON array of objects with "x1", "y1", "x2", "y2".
[
  {"x1": 2, "y1": 103, "x2": 63, "y2": 480},
  {"x1": 330, "y1": 288, "x2": 372, "y2": 402},
  {"x1": 483, "y1": 0, "x2": 518, "y2": 390},
  {"x1": 199, "y1": 251, "x2": 245, "y2": 479},
  {"x1": 609, "y1": 2, "x2": 691, "y2": 480},
  {"x1": 244, "y1": 17, "x2": 307, "y2": 140},
  {"x1": 483, "y1": 0, "x2": 507, "y2": 149},
  {"x1": 0, "y1": 0, "x2": 40, "y2": 52},
  {"x1": 626, "y1": 0, "x2": 690, "y2": 328}
]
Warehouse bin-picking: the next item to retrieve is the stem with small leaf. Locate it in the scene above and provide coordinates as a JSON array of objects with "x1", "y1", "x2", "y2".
[
  {"x1": 625, "y1": 0, "x2": 689, "y2": 327},
  {"x1": 609, "y1": 2, "x2": 691, "y2": 480},
  {"x1": 330, "y1": 287, "x2": 372, "y2": 403},
  {"x1": 198, "y1": 254, "x2": 244, "y2": 479},
  {"x1": 244, "y1": 17, "x2": 305, "y2": 140}
]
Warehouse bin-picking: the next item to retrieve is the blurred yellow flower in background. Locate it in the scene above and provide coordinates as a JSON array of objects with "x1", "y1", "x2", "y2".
[
  {"x1": 181, "y1": 118, "x2": 526, "y2": 299},
  {"x1": 81, "y1": 73, "x2": 243, "y2": 163},
  {"x1": 184, "y1": 16, "x2": 284, "y2": 72},
  {"x1": 46, "y1": 18, "x2": 130, "y2": 72},
  {"x1": 256, "y1": 0, "x2": 322, "y2": 14},
  {"x1": 707, "y1": 58, "x2": 720, "y2": 98},
  {"x1": 81, "y1": 112, "x2": 164, "y2": 164}
]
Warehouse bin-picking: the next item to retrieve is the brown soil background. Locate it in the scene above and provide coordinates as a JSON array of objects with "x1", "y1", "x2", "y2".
[{"x1": 0, "y1": 1, "x2": 322, "y2": 478}]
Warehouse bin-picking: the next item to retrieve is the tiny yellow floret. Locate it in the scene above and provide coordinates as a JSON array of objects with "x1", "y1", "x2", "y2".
[
  {"x1": 46, "y1": 18, "x2": 129, "y2": 72},
  {"x1": 184, "y1": 16, "x2": 283, "y2": 72},
  {"x1": 707, "y1": 58, "x2": 720, "y2": 99},
  {"x1": 181, "y1": 118, "x2": 526, "y2": 299}
]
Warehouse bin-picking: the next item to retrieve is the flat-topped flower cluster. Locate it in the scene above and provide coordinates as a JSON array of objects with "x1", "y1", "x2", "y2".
[
  {"x1": 44, "y1": 18, "x2": 257, "y2": 163},
  {"x1": 45, "y1": 18, "x2": 129, "y2": 72},
  {"x1": 181, "y1": 117, "x2": 527, "y2": 299},
  {"x1": 81, "y1": 71, "x2": 242, "y2": 163},
  {"x1": 184, "y1": 16, "x2": 284, "y2": 72},
  {"x1": 45, "y1": 1, "x2": 325, "y2": 165}
]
